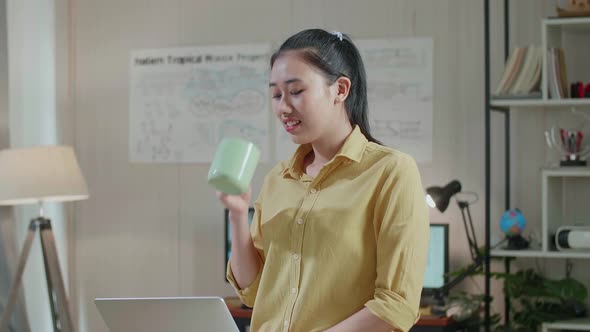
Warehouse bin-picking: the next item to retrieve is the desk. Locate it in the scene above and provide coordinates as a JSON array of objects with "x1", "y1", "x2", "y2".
[
  {"x1": 410, "y1": 316, "x2": 462, "y2": 332},
  {"x1": 227, "y1": 305, "x2": 255, "y2": 332},
  {"x1": 226, "y1": 302, "x2": 473, "y2": 332}
]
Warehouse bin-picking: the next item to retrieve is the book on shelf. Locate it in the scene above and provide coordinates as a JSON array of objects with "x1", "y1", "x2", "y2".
[
  {"x1": 494, "y1": 47, "x2": 525, "y2": 95},
  {"x1": 547, "y1": 47, "x2": 569, "y2": 99},
  {"x1": 557, "y1": 48, "x2": 568, "y2": 97},
  {"x1": 493, "y1": 46, "x2": 542, "y2": 99}
]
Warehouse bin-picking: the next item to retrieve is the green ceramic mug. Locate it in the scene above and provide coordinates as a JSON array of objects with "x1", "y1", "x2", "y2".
[{"x1": 208, "y1": 137, "x2": 260, "y2": 195}]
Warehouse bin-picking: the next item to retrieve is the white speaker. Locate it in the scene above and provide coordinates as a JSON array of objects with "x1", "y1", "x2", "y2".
[{"x1": 555, "y1": 226, "x2": 590, "y2": 251}]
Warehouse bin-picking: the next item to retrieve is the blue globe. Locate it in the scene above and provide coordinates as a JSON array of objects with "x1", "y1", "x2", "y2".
[{"x1": 500, "y1": 209, "x2": 526, "y2": 237}]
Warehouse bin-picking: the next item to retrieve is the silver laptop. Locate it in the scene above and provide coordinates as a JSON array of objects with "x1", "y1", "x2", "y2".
[{"x1": 95, "y1": 296, "x2": 240, "y2": 332}]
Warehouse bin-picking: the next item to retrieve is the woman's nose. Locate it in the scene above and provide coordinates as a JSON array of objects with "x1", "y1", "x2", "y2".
[{"x1": 278, "y1": 96, "x2": 292, "y2": 115}]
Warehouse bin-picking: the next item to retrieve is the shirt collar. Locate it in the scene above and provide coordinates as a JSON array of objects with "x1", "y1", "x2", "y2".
[{"x1": 282, "y1": 126, "x2": 367, "y2": 179}]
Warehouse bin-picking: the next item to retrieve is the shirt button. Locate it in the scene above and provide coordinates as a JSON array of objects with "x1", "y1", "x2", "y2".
[
  {"x1": 284, "y1": 320, "x2": 289, "y2": 327},
  {"x1": 293, "y1": 254, "x2": 299, "y2": 261},
  {"x1": 291, "y1": 287, "x2": 297, "y2": 294},
  {"x1": 296, "y1": 218, "x2": 303, "y2": 225},
  {"x1": 310, "y1": 188, "x2": 317, "y2": 194}
]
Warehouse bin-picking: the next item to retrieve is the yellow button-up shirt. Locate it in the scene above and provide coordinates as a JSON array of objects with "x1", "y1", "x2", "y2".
[{"x1": 227, "y1": 126, "x2": 429, "y2": 332}]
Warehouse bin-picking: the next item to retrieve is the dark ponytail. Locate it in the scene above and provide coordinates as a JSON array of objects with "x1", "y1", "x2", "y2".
[{"x1": 270, "y1": 29, "x2": 381, "y2": 144}]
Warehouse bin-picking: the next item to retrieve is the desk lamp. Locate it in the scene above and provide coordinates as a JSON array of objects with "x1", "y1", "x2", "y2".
[
  {"x1": 0, "y1": 146, "x2": 88, "y2": 332},
  {"x1": 426, "y1": 180, "x2": 483, "y2": 301}
]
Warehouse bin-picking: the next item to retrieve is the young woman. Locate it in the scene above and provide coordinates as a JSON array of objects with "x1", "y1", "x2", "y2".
[{"x1": 217, "y1": 29, "x2": 429, "y2": 332}]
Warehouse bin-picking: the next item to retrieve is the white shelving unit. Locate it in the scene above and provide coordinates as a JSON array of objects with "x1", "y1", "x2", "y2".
[
  {"x1": 491, "y1": 17, "x2": 590, "y2": 109},
  {"x1": 543, "y1": 318, "x2": 590, "y2": 332},
  {"x1": 491, "y1": 248, "x2": 590, "y2": 259},
  {"x1": 492, "y1": 168, "x2": 590, "y2": 258},
  {"x1": 491, "y1": 98, "x2": 590, "y2": 108},
  {"x1": 542, "y1": 168, "x2": 590, "y2": 252},
  {"x1": 543, "y1": 17, "x2": 590, "y2": 102},
  {"x1": 489, "y1": 16, "x2": 590, "y2": 331}
]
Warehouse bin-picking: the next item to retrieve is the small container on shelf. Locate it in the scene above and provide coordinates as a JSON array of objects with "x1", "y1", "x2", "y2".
[{"x1": 542, "y1": 168, "x2": 590, "y2": 255}]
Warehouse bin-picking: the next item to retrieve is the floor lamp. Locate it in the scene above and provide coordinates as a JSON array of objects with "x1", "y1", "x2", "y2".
[{"x1": 0, "y1": 146, "x2": 89, "y2": 332}]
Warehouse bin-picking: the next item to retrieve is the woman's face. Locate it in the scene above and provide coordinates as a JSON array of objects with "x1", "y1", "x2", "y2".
[{"x1": 269, "y1": 52, "x2": 340, "y2": 145}]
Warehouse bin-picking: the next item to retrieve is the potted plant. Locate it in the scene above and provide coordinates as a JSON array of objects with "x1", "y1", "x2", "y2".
[{"x1": 444, "y1": 266, "x2": 587, "y2": 331}]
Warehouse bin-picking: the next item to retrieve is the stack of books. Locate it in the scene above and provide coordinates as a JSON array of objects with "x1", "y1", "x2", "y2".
[{"x1": 493, "y1": 46, "x2": 543, "y2": 99}]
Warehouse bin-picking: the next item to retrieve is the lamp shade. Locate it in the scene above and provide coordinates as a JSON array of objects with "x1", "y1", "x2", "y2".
[
  {"x1": 426, "y1": 180, "x2": 461, "y2": 213},
  {"x1": 0, "y1": 145, "x2": 89, "y2": 205}
]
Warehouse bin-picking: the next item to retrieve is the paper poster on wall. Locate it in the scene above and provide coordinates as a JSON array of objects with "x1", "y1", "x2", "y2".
[
  {"x1": 356, "y1": 38, "x2": 433, "y2": 163},
  {"x1": 129, "y1": 44, "x2": 271, "y2": 163}
]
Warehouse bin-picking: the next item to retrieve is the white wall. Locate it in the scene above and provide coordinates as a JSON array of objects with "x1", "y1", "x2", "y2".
[
  {"x1": 0, "y1": 0, "x2": 6, "y2": 134},
  {"x1": 5, "y1": 0, "x2": 57, "y2": 329},
  {"x1": 6, "y1": 0, "x2": 71, "y2": 331},
  {"x1": 0, "y1": 0, "x2": 30, "y2": 330},
  {"x1": 70, "y1": 1, "x2": 498, "y2": 331},
  {"x1": 56, "y1": 0, "x2": 590, "y2": 331}
]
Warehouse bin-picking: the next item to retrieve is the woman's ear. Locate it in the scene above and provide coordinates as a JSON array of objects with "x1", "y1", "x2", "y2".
[{"x1": 334, "y1": 77, "x2": 351, "y2": 105}]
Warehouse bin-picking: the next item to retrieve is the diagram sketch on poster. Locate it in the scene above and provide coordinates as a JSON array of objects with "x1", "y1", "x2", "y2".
[
  {"x1": 357, "y1": 38, "x2": 433, "y2": 163},
  {"x1": 129, "y1": 44, "x2": 271, "y2": 163}
]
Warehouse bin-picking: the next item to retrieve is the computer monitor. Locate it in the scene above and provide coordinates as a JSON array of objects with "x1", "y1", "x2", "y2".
[
  {"x1": 422, "y1": 223, "x2": 449, "y2": 296},
  {"x1": 224, "y1": 207, "x2": 255, "y2": 281}
]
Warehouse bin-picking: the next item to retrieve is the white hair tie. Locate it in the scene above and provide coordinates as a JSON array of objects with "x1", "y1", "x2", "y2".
[{"x1": 330, "y1": 31, "x2": 343, "y2": 42}]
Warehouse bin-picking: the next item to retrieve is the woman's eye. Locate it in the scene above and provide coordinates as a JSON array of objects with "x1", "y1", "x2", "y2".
[
  {"x1": 290, "y1": 90, "x2": 303, "y2": 96},
  {"x1": 272, "y1": 94, "x2": 282, "y2": 99}
]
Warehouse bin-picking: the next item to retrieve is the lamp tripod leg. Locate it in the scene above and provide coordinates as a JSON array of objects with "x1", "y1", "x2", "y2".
[
  {"x1": 0, "y1": 220, "x2": 39, "y2": 332},
  {"x1": 39, "y1": 218, "x2": 75, "y2": 332}
]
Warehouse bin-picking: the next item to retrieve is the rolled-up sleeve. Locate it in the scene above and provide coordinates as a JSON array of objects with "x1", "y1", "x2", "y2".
[
  {"x1": 365, "y1": 155, "x2": 430, "y2": 332},
  {"x1": 226, "y1": 196, "x2": 266, "y2": 308},
  {"x1": 226, "y1": 260, "x2": 262, "y2": 307}
]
